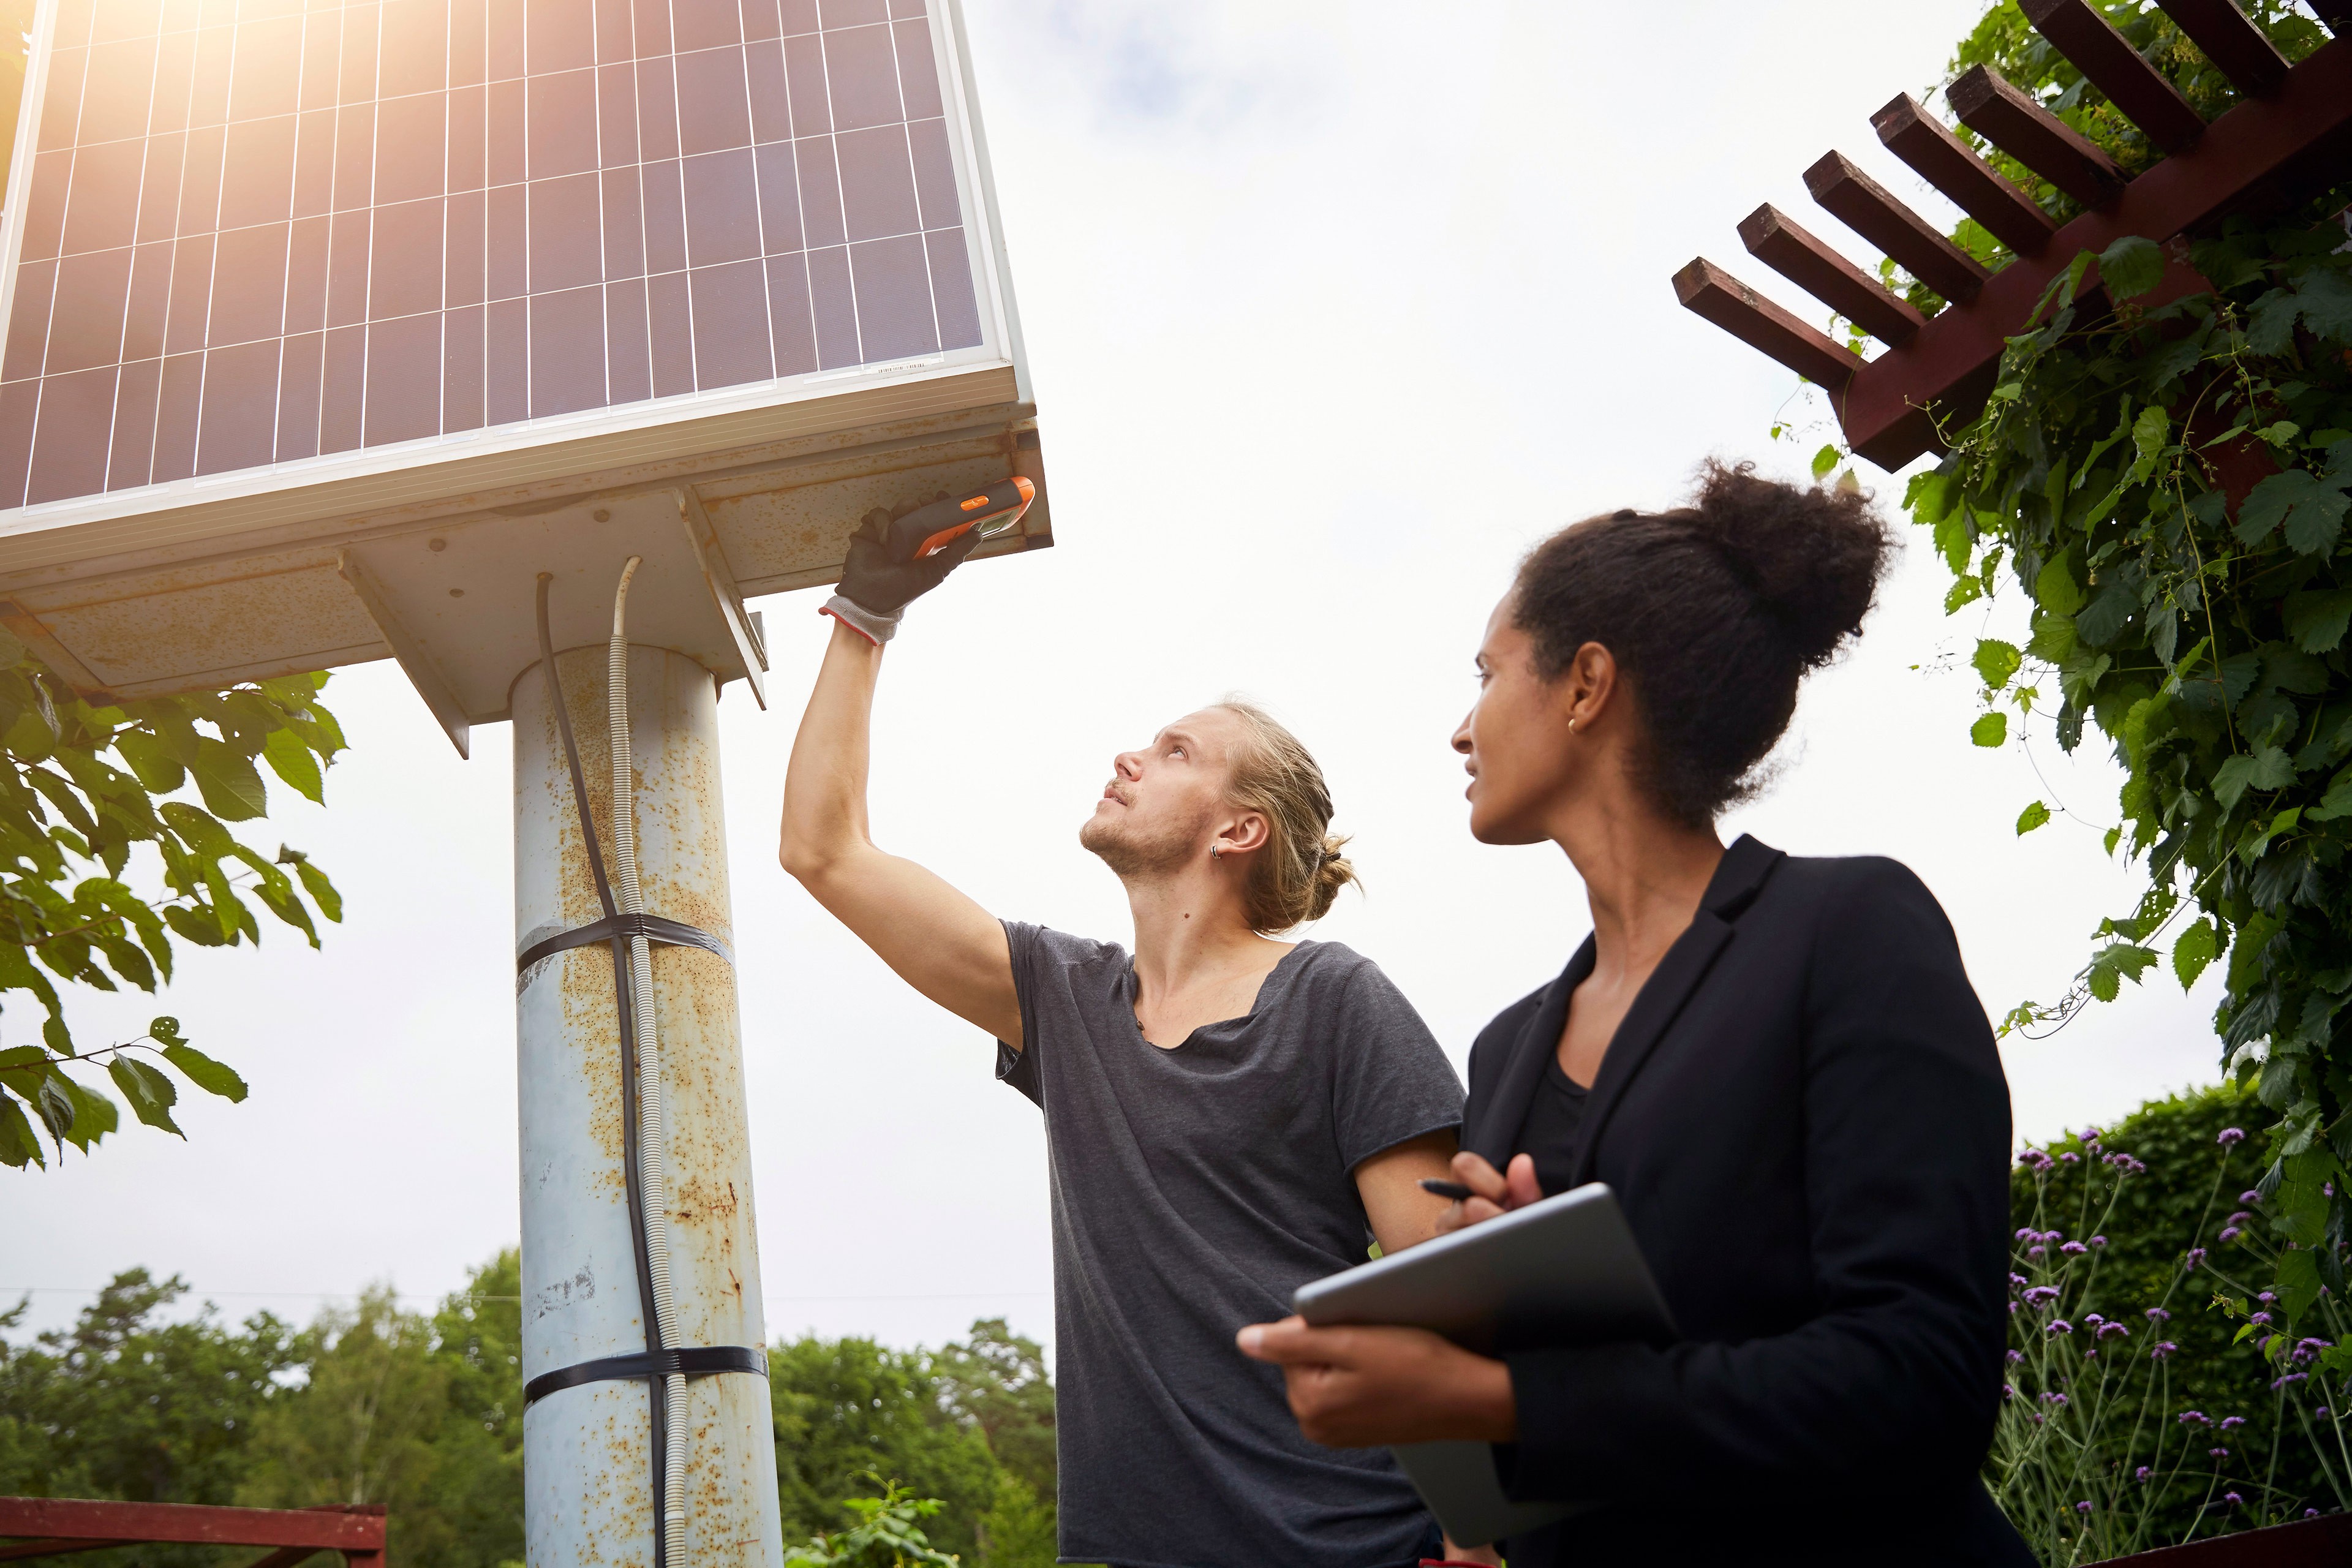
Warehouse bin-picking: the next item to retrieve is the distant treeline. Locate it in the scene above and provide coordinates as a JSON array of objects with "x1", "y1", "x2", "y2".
[{"x1": 0, "y1": 1254, "x2": 1061, "y2": 1567}]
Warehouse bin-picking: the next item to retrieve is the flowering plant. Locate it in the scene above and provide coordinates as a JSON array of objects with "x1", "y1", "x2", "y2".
[{"x1": 1994, "y1": 1112, "x2": 2349, "y2": 1562}]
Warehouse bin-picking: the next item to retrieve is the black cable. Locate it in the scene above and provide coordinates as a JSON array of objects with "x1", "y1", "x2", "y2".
[{"x1": 535, "y1": 573, "x2": 669, "y2": 1568}]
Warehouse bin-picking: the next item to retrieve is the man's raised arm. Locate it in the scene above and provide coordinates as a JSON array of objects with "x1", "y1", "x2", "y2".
[{"x1": 777, "y1": 511, "x2": 1022, "y2": 1047}]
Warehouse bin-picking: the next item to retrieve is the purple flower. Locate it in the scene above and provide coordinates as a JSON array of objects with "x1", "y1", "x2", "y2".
[
  {"x1": 2009, "y1": 1301, "x2": 2020, "y2": 1314},
  {"x1": 2010, "y1": 1272, "x2": 2030, "y2": 1288},
  {"x1": 2135, "y1": 1467, "x2": 2151, "y2": 1482},
  {"x1": 2318, "y1": 1408, "x2": 2331, "y2": 1419},
  {"x1": 2028, "y1": 1245, "x2": 2048, "y2": 1259},
  {"x1": 2086, "y1": 1314, "x2": 2105, "y2": 1325},
  {"x1": 2007, "y1": 1349, "x2": 2025, "y2": 1364},
  {"x1": 2272, "y1": 1373, "x2": 2308, "y2": 1391},
  {"x1": 2060, "y1": 1152, "x2": 2080, "y2": 1164},
  {"x1": 2219, "y1": 1416, "x2": 2245, "y2": 1430},
  {"x1": 2291, "y1": 1338, "x2": 2330, "y2": 1363},
  {"x1": 2075, "y1": 1501, "x2": 2093, "y2": 1514},
  {"x1": 2047, "y1": 1319, "x2": 2075, "y2": 1337},
  {"x1": 2187, "y1": 1248, "x2": 2209, "y2": 1268},
  {"x1": 2041, "y1": 1391, "x2": 2069, "y2": 1406},
  {"x1": 2081, "y1": 1126, "x2": 2101, "y2": 1142},
  {"x1": 2219, "y1": 1128, "x2": 2246, "y2": 1147},
  {"x1": 2220, "y1": 1227, "x2": 2242, "y2": 1243},
  {"x1": 2152, "y1": 1341, "x2": 2179, "y2": 1360},
  {"x1": 2211, "y1": 1447, "x2": 2231, "y2": 1459},
  {"x1": 2024, "y1": 1286, "x2": 2061, "y2": 1306},
  {"x1": 2225, "y1": 1491, "x2": 2244, "y2": 1506},
  {"x1": 2179, "y1": 1410, "x2": 2211, "y2": 1426},
  {"x1": 2251, "y1": 1311, "x2": 2274, "y2": 1326},
  {"x1": 2016, "y1": 1226, "x2": 2038, "y2": 1240},
  {"x1": 2241, "y1": 1190, "x2": 2263, "y2": 1205},
  {"x1": 2061, "y1": 1241, "x2": 2090, "y2": 1256},
  {"x1": 2146, "y1": 1308, "x2": 2172, "y2": 1322},
  {"x1": 2098, "y1": 1322, "x2": 2130, "y2": 1340},
  {"x1": 2003, "y1": 1383, "x2": 2017, "y2": 1400},
  {"x1": 2227, "y1": 1211, "x2": 2253, "y2": 1227},
  {"x1": 2310, "y1": 1510, "x2": 2323, "y2": 1518},
  {"x1": 2090, "y1": 1235, "x2": 2109, "y2": 1247},
  {"x1": 2258, "y1": 1292, "x2": 2276, "y2": 1305}
]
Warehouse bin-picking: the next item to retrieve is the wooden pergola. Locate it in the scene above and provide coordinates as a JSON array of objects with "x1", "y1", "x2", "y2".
[{"x1": 1675, "y1": 0, "x2": 2352, "y2": 470}]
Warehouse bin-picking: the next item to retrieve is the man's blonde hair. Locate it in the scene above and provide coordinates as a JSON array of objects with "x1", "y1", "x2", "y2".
[{"x1": 1215, "y1": 699, "x2": 1360, "y2": 934}]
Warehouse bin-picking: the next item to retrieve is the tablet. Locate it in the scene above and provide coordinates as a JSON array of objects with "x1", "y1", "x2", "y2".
[{"x1": 1292, "y1": 1182, "x2": 1675, "y2": 1547}]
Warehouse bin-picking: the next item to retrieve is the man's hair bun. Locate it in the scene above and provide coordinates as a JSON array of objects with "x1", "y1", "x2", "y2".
[{"x1": 1510, "y1": 459, "x2": 1894, "y2": 826}]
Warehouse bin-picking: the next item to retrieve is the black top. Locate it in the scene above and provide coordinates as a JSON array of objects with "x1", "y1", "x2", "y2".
[
  {"x1": 995, "y1": 923, "x2": 1465, "y2": 1568},
  {"x1": 1461, "y1": 837, "x2": 2034, "y2": 1568},
  {"x1": 1511, "y1": 1054, "x2": 1587, "y2": 1199}
]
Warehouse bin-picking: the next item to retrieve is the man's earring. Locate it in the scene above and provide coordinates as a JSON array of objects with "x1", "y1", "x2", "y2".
[{"x1": 1210, "y1": 845, "x2": 1222, "y2": 861}]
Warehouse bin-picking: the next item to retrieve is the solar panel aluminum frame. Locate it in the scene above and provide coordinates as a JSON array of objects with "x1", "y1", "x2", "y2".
[{"x1": 0, "y1": 0, "x2": 1048, "y2": 732}]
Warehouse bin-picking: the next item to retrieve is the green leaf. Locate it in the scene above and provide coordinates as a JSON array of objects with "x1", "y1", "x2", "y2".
[
  {"x1": 112, "y1": 727, "x2": 187, "y2": 794},
  {"x1": 0, "y1": 1094, "x2": 43, "y2": 1169},
  {"x1": 148, "y1": 1014, "x2": 183, "y2": 1045},
  {"x1": 2236, "y1": 469, "x2": 2350, "y2": 554},
  {"x1": 292, "y1": 858, "x2": 342, "y2": 922},
  {"x1": 105, "y1": 1056, "x2": 183, "y2": 1137},
  {"x1": 2098, "y1": 234, "x2": 2166, "y2": 301},
  {"x1": 2283, "y1": 587, "x2": 2352, "y2": 654},
  {"x1": 160, "y1": 1042, "x2": 247, "y2": 1103},
  {"x1": 2241, "y1": 806, "x2": 2302, "y2": 864},
  {"x1": 2130, "y1": 404, "x2": 2171, "y2": 483},
  {"x1": 2034, "y1": 555, "x2": 2086, "y2": 617},
  {"x1": 1811, "y1": 444, "x2": 1840, "y2": 480},
  {"x1": 1971, "y1": 712, "x2": 2008, "y2": 748},
  {"x1": 2307, "y1": 768, "x2": 2352, "y2": 822},
  {"x1": 1943, "y1": 576, "x2": 1985, "y2": 614},
  {"x1": 2277, "y1": 1248, "x2": 2325, "y2": 1323},
  {"x1": 1972, "y1": 639, "x2": 2022, "y2": 692},
  {"x1": 260, "y1": 726, "x2": 324, "y2": 804},
  {"x1": 2214, "y1": 744, "x2": 2296, "y2": 812},
  {"x1": 2086, "y1": 941, "x2": 2160, "y2": 1003},
  {"x1": 189, "y1": 737, "x2": 268, "y2": 821},
  {"x1": 2026, "y1": 612, "x2": 2078, "y2": 664},
  {"x1": 2015, "y1": 800, "x2": 2051, "y2": 835},
  {"x1": 57, "y1": 1076, "x2": 117, "y2": 1152},
  {"x1": 2173, "y1": 917, "x2": 2220, "y2": 990}
]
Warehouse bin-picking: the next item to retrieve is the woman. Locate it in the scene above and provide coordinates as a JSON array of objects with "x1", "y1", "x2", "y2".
[{"x1": 1240, "y1": 463, "x2": 2034, "y2": 1566}]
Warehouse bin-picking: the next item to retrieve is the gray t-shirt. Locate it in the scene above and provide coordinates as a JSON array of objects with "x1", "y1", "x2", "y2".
[{"x1": 997, "y1": 921, "x2": 1466, "y2": 1568}]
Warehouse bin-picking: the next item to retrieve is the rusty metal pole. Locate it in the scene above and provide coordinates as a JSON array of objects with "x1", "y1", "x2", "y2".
[{"x1": 511, "y1": 642, "x2": 783, "y2": 1568}]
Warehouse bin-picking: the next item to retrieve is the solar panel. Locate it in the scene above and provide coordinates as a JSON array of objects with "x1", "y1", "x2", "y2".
[{"x1": 0, "y1": 0, "x2": 995, "y2": 509}]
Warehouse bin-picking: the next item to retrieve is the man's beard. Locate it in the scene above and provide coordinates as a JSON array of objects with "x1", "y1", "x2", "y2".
[{"x1": 1079, "y1": 808, "x2": 1199, "y2": 881}]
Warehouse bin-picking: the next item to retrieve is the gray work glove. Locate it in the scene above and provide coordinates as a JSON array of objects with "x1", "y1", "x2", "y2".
[{"x1": 820, "y1": 498, "x2": 982, "y2": 646}]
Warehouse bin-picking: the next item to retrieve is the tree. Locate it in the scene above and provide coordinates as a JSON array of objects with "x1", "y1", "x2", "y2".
[
  {"x1": 770, "y1": 1334, "x2": 1003, "y2": 1559},
  {"x1": 1, "y1": 636, "x2": 346, "y2": 1169},
  {"x1": 1857, "y1": 0, "x2": 2352, "y2": 1314},
  {"x1": 932, "y1": 1318, "x2": 1057, "y2": 1510},
  {"x1": 0, "y1": 1270, "x2": 304, "y2": 1566}
]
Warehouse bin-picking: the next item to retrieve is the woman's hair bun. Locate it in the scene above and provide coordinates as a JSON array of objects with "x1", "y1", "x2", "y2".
[
  {"x1": 1509, "y1": 458, "x2": 1894, "y2": 826},
  {"x1": 1687, "y1": 459, "x2": 1892, "y2": 669}
]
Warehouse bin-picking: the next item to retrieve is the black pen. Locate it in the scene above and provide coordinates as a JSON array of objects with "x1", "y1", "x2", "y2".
[{"x1": 1418, "y1": 1177, "x2": 1476, "y2": 1201}]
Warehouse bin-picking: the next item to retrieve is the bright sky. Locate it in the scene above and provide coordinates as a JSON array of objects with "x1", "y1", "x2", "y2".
[{"x1": 12, "y1": 0, "x2": 2239, "y2": 1357}]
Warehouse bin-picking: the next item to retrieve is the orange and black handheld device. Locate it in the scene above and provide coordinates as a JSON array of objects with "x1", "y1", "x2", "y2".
[{"x1": 886, "y1": 477, "x2": 1036, "y2": 564}]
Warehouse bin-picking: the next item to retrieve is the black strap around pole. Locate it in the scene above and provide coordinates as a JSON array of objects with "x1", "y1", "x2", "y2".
[
  {"x1": 523, "y1": 1346, "x2": 769, "y2": 1408},
  {"x1": 516, "y1": 911, "x2": 737, "y2": 974}
]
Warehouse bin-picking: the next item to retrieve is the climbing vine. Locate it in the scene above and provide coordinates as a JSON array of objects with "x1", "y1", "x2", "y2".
[{"x1": 1812, "y1": 3, "x2": 2352, "y2": 1317}]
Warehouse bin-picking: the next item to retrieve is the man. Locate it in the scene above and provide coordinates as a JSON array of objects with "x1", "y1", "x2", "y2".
[{"x1": 777, "y1": 508, "x2": 1467, "y2": 1567}]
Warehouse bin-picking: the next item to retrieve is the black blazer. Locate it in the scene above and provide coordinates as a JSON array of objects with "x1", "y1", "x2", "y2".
[{"x1": 1464, "y1": 837, "x2": 2033, "y2": 1567}]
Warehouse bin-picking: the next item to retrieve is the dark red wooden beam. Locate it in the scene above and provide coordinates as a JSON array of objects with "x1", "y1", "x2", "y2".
[
  {"x1": 2020, "y1": 0, "x2": 2206, "y2": 153},
  {"x1": 0, "y1": 1498, "x2": 385, "y2": 1559},
  {"x1": 1803, "y1": 151, "x2": 1991, "y2": 304},
  {"x1": 1672, "y1": 258, "x2": 1860, "y2": 390},
  {"x1": 2158, "y1": 0, "x2": 2287, "y2": 96},
  {"x1": 1950, "y1": 65, "x2": 2126, "y2": 209},
  {"x1": 1834, "y1": 37, "x2": 2352, "y2": 467},
  {"x1": 1873, "y1": 93, "x2": 2057, "y2": 255},
  {"x1": 1738, "y1": 203, "x2": 1928, "y2": 345}
]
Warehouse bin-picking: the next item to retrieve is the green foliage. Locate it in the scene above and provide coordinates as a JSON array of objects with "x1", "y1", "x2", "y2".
[
  {"x1": 1, "y1": 639, "x2": 347, "y2": 1168},
  {"x1": 771, "y1": 1334, "x2": 1004, "y2": 1560},
  {"x1": 1991, "y1": 1083, "x2": 2349, "y2": 1561},
  {"x1": 784, "y1": 1474, "x2": 963, "y2": 1568},
  {"x1": 930, "y1": 1319, "x2": 1057, "y2": 1511},
  {"x1": 1895, "y1": 2, "x2": 2352, "y2": 1303},
  {"x1": 971, "y1": 1474, "x2": 1058, "y2": 1568},
  {"x1": 0, "y1": 1254, "x2": 524, "y2": 1568}
]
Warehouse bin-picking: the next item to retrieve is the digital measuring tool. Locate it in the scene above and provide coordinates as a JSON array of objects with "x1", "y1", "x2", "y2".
[{"x1": 886, "y1": 477, "x2": 1036, "y2": 562}]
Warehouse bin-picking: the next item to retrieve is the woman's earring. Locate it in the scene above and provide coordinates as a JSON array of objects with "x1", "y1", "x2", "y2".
[
  {"x1": 1210, "y1": 845, "x2": 1222, "y2": 861},
  {"x1": 1566, "y1": 717, "x2": 1579, "y2": 734}
]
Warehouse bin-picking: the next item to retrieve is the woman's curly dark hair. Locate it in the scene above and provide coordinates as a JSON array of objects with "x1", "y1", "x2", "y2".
[{"x1": 1512, "y1": 460, "x2": 1895, "y2": 826}]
